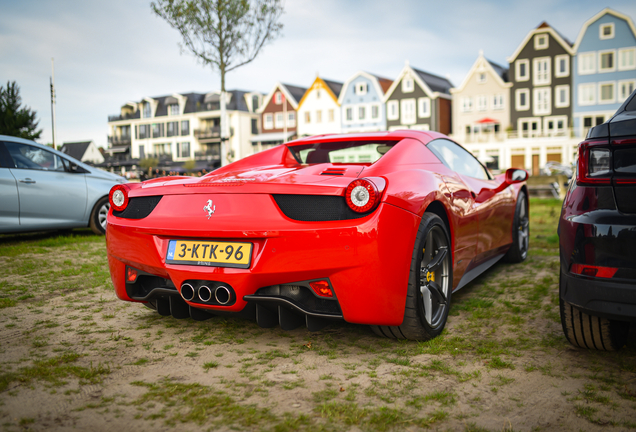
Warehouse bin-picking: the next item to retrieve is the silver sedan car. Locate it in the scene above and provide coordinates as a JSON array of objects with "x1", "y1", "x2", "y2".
[{"x1": 0, "y1": 135, "x2": 126, "y2": 235}]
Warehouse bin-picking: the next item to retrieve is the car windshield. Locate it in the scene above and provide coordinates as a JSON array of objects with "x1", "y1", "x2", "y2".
[{"x1": 287, "y1": 141, "x2": 398, "y2": 164}]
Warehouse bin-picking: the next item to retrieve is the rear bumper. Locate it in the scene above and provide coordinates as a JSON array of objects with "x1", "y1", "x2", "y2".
[
  {"x1": 106, "y1": 200, "x2": 420, "y2": 326},
  {"x1": 560, "y1": 269, "x2": 636, "y2": 322}
]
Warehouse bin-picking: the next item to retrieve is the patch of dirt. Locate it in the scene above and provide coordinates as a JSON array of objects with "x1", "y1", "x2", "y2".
[{"x1": 0, "y1": 244, "x2": 635, "y2": 431}]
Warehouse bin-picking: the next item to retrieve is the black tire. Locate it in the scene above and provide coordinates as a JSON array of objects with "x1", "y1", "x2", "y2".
[
  {"x1": 371, "y1": 213, "x2": 453, "y2": 341},
  {"x1": 503, "y1": 191, "x2": 529, "y2": 263},
  {"x1": 89, "y1": 196, "x2": 110, "y2": 235},
  {"x1": 560, "y1": 297, "x2": 629, "y2": 351}
]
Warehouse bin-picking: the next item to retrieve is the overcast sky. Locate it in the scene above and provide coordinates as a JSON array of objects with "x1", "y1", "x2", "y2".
[{"x1": 2, "y1": 0, "x2": 635, "y2": 148}]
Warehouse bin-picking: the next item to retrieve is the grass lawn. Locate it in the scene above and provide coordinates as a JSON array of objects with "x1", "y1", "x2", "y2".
[{"x1": 0, "y1": 198, "x2": 635, "y2": 431}]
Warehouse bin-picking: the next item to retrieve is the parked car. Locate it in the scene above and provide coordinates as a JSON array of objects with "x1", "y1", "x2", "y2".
[
  {"x1": 0, "y1": 135, "x2": 126, "y2": 235},
  {"x1": 541, "y1": 161, "x2": 573, "y2": 178},
  {"x1": 106, "y1": 130, "x2": 528, "y2": 340},
  {"x1": 559, "y1": 89, "x2": 636, "y2": 351}
]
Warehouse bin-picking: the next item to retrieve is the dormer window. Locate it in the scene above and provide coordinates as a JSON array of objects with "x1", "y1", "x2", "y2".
[
  {"x1": 534, "y1": 34, "x2": 548, "y2": 50},
  {"x1": 252, "y1": 95, "x2": 260, "y2": 112},
  {"x1": 600, "y1": 23, "x2": 614, "y2": 40},
  {"x1": 168, "y1": 103, "x2": 179, "y2": 116},
  {"x1": 402, "y1": 76, "x2": 414, "y2": 93},
  {"x1": 355, "y1": 82, "x2": 368, "y2": 95},
  {"x1": 142, "y1": 102, "x2": 152, "y2": 118},
  {"x1": 275, "y1": 92, "x2": 282, "y2": 104}
]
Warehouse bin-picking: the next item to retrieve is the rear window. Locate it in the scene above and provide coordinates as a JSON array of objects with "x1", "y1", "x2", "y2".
[{"x1": 287, "y1": 141, "x2": 398, "y2": 164}]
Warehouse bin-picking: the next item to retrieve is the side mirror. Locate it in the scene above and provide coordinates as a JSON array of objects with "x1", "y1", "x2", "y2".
[{"x1": 506, "y1": 168, "x2": 528, "y2": 184}]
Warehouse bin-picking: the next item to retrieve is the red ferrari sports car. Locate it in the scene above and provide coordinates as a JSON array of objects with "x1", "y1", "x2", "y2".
[{"x1": 106, "y1": 130, "x2": 528, "y2": 340}]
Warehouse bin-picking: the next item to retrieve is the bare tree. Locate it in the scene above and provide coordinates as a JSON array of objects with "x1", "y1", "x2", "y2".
[{"x1": 152, "y1": 0, "x2": 284, "y2": 163}]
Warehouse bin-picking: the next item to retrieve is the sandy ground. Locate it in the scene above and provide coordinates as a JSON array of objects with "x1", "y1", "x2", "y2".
[{"x1": 0, "y1": 241, "x2": 635, "y2": 431}]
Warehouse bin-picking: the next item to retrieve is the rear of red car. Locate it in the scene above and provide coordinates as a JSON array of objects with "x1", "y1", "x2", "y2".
[{"x1": 558, "y1": 90, "x2": 636, "y2": 350}]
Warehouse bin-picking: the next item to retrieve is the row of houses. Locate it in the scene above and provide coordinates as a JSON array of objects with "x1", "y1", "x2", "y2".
[{"x1": 105, "y1": 7, "x2": 635, "y2": 175}]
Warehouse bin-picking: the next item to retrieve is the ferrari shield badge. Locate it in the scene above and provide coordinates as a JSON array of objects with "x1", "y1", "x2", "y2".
[{"x1": 203, "y1": 199, "x2": 216, "y2": 219}]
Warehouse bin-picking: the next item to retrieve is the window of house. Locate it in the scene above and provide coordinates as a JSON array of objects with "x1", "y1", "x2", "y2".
[
  {"x1": 251, "y1": 118, "x2": 258, "y2": 134},
  {"x1": 400, "y1": 99, "x2": 416, "y2": 124},
  {"x1": 555, "y1": 85, "x2": 570, "y2": 108},
  {"x1": 355, "y1": 83, "x2": 367, "y2": 95},
  {"x1": 533, "y1": 57, "x2": 551, "y2": 86},
  {"x1": 599, "y1": 50, "x2": 616, "y2": 72},
  {"x1": 516, "y1": 89, "x2": 530, "y2": 111},
  {"x1": 600, "y1": 23, "x2": 615, "y2": 40},
  {"x1": 534, "y1": 87, "x2": 551, "y2": 115},
  {"x1": 328, "y1": 110, "x2": 334, "y2": 122},
  {"x1": 264, "y1": 113, "x2": 274, "y2": 130},
  {"x1": 418, "y1": 97, "x2": 430, "y2": 118},
  {"x1": 534, "y1": 33, "x2": 548, "y2": 50},
  {"x1": 179, "y1": 142, "x2": 190, "y2": 158},
  {"x1": 275, "y1": 112, "x2": 284, "y2": 129},
  {"x1": 304, "y1": 112, "x2": 311, "y2": 123},
  {"x1": 287, "y1": 112, "x2": 296, "y2": 128},
  {"x1": 599, "y1": 82, "x2": 616, "y2": 104},
  {"x1": 143, "y1": 102, "x2": 152, "y2": 118},
  {"x1": 402, "y1": 76, "x2": 414, "y2": 93},
  {"x1": 181, "y1": 120, "x2": 189, "y2": 135},
  {"x1": 578, "y1": 84, "x2": 596, "y2": 106},
  {"x1": 619, "y1": 80, "x2": 635, "y2": 102},
  {"x1": 387, "y1": 100, "x2": 399, "y2": 120},
  {"x1": 618, "y1": 48, "x2": 636, "y2": 71},
  {"x1": 358, "y1": 106, "x2": 366, "y2": 121},
  {"x1": 477, "y1": 72, "x2": 486, "y2": 83},
  {"x1": 315, "y1": 89, "x2": 321, "y2": 99},
  {"x1": 461, "y1": 97, "x2": 473, "y2": 113},
  {"x1": 167, "y1": 121, "x2": 179, "y2": 137},
  {"x1": 316, "y1": 110, "x2": 322, "y2": 123},
  {"x1": 555, "y1": 54, "x2": 569, "y2": 77},
  {"x1": 477, "y1": 95, "x2": 487, "y2": 112},
  {"x1": 252, "y1": 95, "x2": 260, "y2": 112},
  {"x1": 152, "y1": 123, "x2": 164, "y2": 138},
  {"x1": 371, "y1": 105, "x2": 379, "y2": 119},
  {"x1": 346, "y1": 107, "x2": 353, "y2": 121},
  {"x1": 493, "y1": 94, "x2": 504, "y2": 110},
  {"x1": 275, "y1": 92, "x2": 282, "y2": 104},
  {"x1": 168, "y1": 103, "x2": 180, "y2": 116},
  {"x1": 516, "y1": 59, "x2": 529, "y2": 82},
  {"x1": 578, "y1": 52, "x2": 596, "y2": 75}
]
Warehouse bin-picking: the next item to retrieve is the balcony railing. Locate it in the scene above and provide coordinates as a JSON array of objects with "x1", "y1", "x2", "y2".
[
  {"x1": 194, "y1": 126, "x2": 221, "y2": 139},
  {"x1": 143, "y1": 153, "x2": 173, "y2": 162},
  {"x1": 194, "y1": 150, "x2": 220, "y2": 161},
  {"x1": 108, "y1": 135, "x2": 131, "y2": 145},
  {"x1": 108, "y1": 112, "x2": 140, "y2": 122}
]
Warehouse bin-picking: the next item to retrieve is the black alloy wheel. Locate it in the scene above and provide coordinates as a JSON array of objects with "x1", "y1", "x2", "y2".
[
  {"x1": 371, "y1": 213, "x2": 453, "y2": 340},
  {"x1": 504, "y1": 192, "x2": 529, "y2": 263}
]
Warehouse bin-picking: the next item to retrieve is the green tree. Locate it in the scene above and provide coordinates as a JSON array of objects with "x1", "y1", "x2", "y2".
[
  {"x1": 0, "y1": 81, "x2": 42, "y2": 140},
  {"x1": 152, "y1": 0, "x2": 284, "y2": 163}
]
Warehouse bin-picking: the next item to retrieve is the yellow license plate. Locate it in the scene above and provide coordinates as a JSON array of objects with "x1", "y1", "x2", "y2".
[{"x1": 166, "y1": 240, "x2": 252, "y2": 268}]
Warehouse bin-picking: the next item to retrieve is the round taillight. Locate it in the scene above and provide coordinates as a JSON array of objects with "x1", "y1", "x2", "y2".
[
  {"x1": 345, "y1": 178, "x2": 380, "y2": 213},
  {"x1": 109, "y1": 184, "x2": 129, "y2": 212}
]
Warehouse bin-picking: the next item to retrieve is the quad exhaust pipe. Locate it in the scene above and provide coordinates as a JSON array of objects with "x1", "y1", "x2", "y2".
[{"x1": 180, "y1": 282, "x2": 233, "y2": 305}]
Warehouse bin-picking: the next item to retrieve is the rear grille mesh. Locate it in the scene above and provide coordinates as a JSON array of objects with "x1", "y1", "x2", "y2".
[
  {"x1": 113, "y1": 196, "x2": 162, "y2": 219},
  {"x1": 273, "y1": 194, "x2": 372, "y2": 221}
]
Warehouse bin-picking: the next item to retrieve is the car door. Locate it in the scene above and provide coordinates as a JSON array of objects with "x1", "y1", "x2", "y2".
[
  {"x1": 4, "y1": 141, "x2": 88, "y2": 229},
  {"x1": 427, "y1": 139, "x2": 514, "y2": 265},
  {"x1": 0, "y1": 143, "x2": 20, "y2": 230},
  {"x1": 426, "y1": 139, "x2": 479, "y2": 283}
]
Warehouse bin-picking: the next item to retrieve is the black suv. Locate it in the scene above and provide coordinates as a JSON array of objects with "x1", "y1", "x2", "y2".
[{"x1": 559, "y1": 89, "x2": 636, "y2": 351}]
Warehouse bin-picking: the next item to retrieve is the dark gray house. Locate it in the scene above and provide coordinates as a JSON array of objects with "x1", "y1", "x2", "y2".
[
  {"x1": 507, "y1": 22, "x2": 575, "y2": 139},
  {"x1": 383, "y1": 61, "x2": 453, "y2": 135}
]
